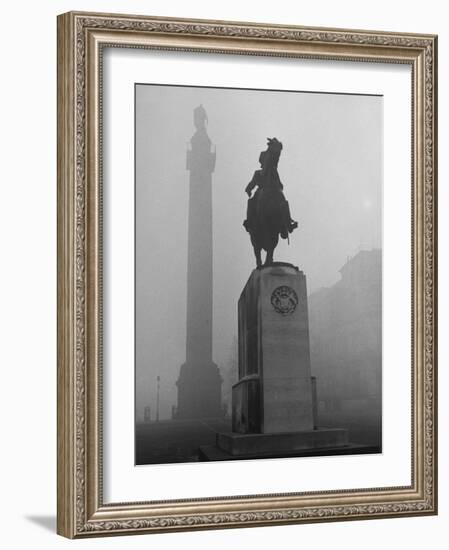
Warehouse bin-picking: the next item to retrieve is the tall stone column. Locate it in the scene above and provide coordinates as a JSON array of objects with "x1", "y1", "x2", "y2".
[{"x1": 176, "y1": 105, "x2": 222, "y2": 419}]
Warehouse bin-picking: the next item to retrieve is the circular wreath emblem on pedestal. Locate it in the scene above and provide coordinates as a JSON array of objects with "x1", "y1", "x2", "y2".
[{"x1": 270, "y1": 285, "x2": 298, "y2": 315}]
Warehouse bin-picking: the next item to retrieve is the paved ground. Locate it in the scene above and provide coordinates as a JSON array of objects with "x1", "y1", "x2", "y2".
[
  {"x1": 135, "y1": 416, "x2": 381, "y2": 465},
  {"x1": 318, "y1": 414, "x2": 382, "y2": 449},
  {"x1": 135, "y1": 418, "x2": 232, "y2": 465}
]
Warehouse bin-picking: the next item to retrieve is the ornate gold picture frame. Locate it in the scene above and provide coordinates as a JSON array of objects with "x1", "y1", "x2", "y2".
[{"x1": 57, "y1": 11, "x2": 437, "y2": 538}]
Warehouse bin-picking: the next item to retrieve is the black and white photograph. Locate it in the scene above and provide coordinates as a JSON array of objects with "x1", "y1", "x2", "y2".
[
  {"x1": 134, "y1": 83, "x2": 383, "y2": 465},
  {"x1": 1, "y1": 0, "x2": 442, "y2": 544}
]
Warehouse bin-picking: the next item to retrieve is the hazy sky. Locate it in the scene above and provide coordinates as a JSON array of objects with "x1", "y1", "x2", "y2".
[{"x1": 135, "y1": 84, "x2": 382, "y2": 420}]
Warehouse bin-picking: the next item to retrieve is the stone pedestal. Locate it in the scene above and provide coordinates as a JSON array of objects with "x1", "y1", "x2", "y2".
[
  {"x1": 216, "y1": 263, "x2": 348, "y2": 457},
  {"x1": 234, "y1": 264, "x2": 314, "y2": 433}
]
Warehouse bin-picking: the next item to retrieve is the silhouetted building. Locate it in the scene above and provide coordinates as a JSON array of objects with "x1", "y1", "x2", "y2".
[
  {"x1": 309, "y1": 249, "x2": 382, "y2": 446},
  {"x1": 176, "y1": 106, "x2": 222, "y2": 418}
]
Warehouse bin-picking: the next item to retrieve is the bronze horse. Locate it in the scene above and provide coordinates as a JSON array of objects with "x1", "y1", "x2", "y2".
[{"x1": 243, "y1": 138, "x2": 298, "y2": 267}]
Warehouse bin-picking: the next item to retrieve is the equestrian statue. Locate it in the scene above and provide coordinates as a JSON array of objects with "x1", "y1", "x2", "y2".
[{"x1": 243, "y1": 138, "x2": 298, "y2": 267}]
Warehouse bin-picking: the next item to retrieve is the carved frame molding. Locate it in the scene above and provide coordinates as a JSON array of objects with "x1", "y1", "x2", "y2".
[{"x1": 57, "y1": 11, "x2": 437, "y2": 538}]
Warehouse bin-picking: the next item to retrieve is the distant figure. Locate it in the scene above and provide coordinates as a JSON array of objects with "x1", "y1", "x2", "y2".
[{"x1": 243, "y1": 138, "x2": 298, "y2": 267}]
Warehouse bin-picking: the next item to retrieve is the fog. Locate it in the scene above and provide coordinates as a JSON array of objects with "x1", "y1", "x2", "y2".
[{"x1": 135, "y1": 83, "x2": 382, "y2": 421}]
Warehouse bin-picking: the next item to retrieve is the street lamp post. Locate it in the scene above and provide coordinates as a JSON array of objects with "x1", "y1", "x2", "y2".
[{"x1": 156, "y1": 375, "x2": 160, "y2": 422}]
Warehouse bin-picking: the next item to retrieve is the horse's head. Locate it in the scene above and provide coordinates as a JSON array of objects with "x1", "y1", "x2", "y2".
[{"x1": 262, "y1": 137, "x2": 283, "y2": 169}]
